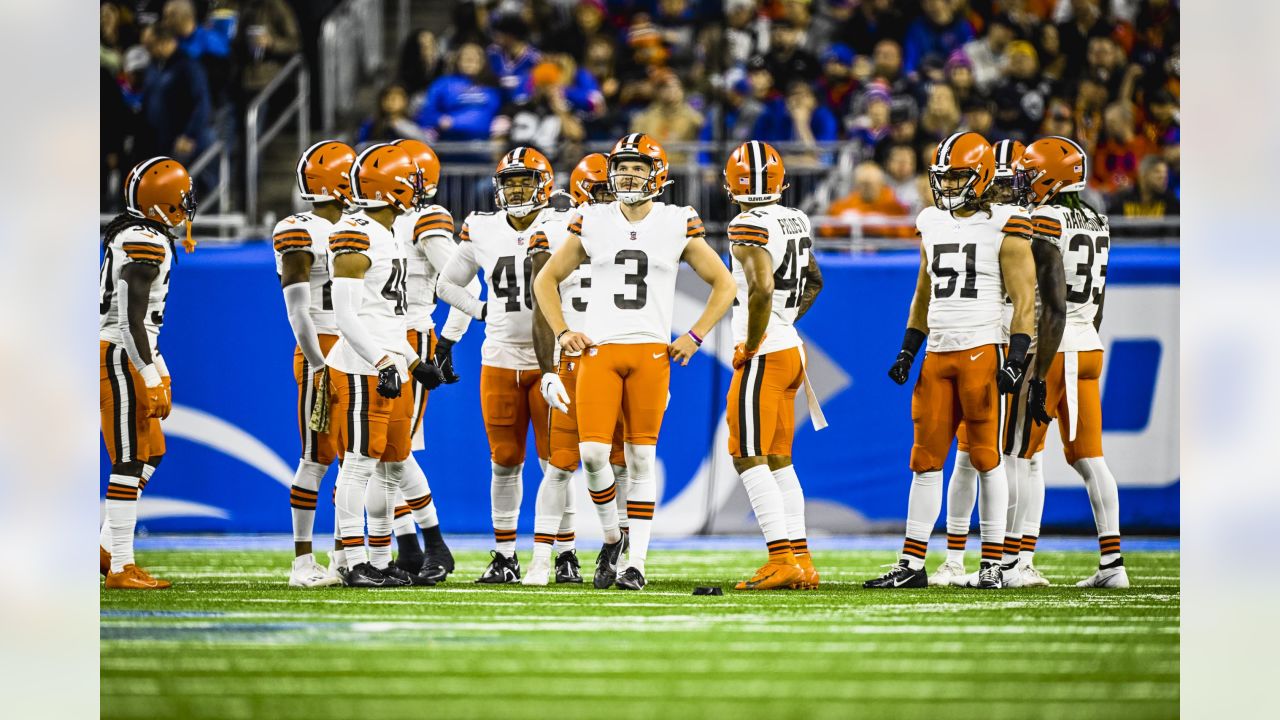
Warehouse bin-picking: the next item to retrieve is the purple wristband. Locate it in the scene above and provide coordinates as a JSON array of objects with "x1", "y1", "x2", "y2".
[{"x1": 687, "y1": 330, "x2": 703, "y2": 346}]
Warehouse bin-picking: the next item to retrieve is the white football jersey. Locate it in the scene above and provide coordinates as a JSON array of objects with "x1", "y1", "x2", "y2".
[
  {"x1": 449, "y1": 208, "x2": 573, "y2": 369},
  {"x1": 1032, "y1": 203, "x2": 1109, "y2": 352},
  {"x1": 393, "y1": 204, "x2": 457, "y2": 333},
  {"x1": 324, "y1": 212, "x2": 410, "y2": 376},
  {"x1": 272, "y1": 211, "x2": 338, "y2": 335},
  {"x1": 726, "y1": 204, "x2": 811, "y2": 355},
  {"x1": 916, "y1": 204, "x2": 1032, "y2": 352},
  {"x1": 99, "y1": 223, "x2": 173, "y2": 351},
  {"x1": 573, "y1": 201, "x2": 704, "y2": 345}
]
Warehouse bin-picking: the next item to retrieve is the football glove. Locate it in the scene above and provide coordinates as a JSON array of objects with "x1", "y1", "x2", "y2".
[
  {"x1": 997, "y1": 334, "x2": 1032, "y2": 395},
  {"x1": 732, "y1": 343, "x2": 759, "y2": 370},
  {"x1": 376, "y1": 359, "x2": 402, "y2": 399},
  {"x1": 889, "y1": 327, "x2": 926, "y2": 385},
  {"x1": 540, "y1": 373, "x2": 570, "y2": 413},
  {"x1": 411, "y1": 358, "x2": 446, "y2": 391},
  {"x1": 1026, "y1": 378, "x2": 1051, "y2": 425},
  {"x1": 433, "y1": 337, "x2": 460, "y2": 384}
]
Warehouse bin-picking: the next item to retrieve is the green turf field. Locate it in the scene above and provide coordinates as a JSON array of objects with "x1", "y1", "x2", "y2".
[{"x1": 101, "y1": 548, "x2": 1178, "y2": 720}]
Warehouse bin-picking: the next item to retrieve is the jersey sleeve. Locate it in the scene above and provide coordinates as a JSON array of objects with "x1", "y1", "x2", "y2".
[
  {"x1": 1000, "y1": 210, "x2": 1034, "y2": 241},
  {"x1": 272, "y1": 218, "x2": 313, "y2": 256},
  {"x1": 684, "y1": 206, "x2": 706, "y2": 240},
  {"x1": 117, "y1": 227, "x2": 167, "y2": 266},
  {"x1": 413, "y1": 207, "x2": 455, "y2": 243},
  {"x1": 458, "y1": 219, "x2": 472, "y2": 243},
  {"x1": 527, "y1": 229, "x2": 550, "y2": 254},
  {"x1": 566, "y1": 212, "x2": 583, "y2": 239},
  {"x1": 328, "y1": 228, "x2": 371, "y2": 256},
  {"x1": 1030, "y1": 211, "x2": 1064, "y2": 243},
  {"x1": 727, "y1": 214, "x2": 768, "y2": 247}
]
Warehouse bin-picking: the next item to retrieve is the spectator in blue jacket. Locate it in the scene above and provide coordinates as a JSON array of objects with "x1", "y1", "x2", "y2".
[
  {"x1": 417, "y1": 43, "x2": 504, "y2": 143},
  {"x1": 752, "y1": 81, "x2": 839, "y2": 148},
  {"x1": 487, "y1": 14, "x2": 541, "y2": 103},
  {"x1": 902, "y1": 0, "x2": 974, "y2": 75},
  {"x1": 140, "y1": 23, "x2": 212, "y2": 160}
]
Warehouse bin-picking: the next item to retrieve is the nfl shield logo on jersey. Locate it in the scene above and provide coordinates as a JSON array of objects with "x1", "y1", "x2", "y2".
[{"x1": 629, "y1": 231, "x2": 637, "y2": 241}]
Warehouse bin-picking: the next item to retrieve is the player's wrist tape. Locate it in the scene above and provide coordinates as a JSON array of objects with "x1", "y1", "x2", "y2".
[
  {"x1": 1006, "y1": 333, "x2": 1031, "y2": 368},
  {"x1": 140, "y1": 363, "x2": 163, "y2": 388},
  {"x1": 556, "y1": 329, "x2": 570, "y2": 343},
  {"x1": 900, "y1": 328, "x2": 926, "y2": 358},
  {"x1": 687, "y1": 330, "x2": 703, "y2": 346}
]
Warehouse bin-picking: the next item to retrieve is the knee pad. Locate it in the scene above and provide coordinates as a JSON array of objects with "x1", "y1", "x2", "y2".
[
  {"x1": 623, "y1": 443, "x2": 656, "y2": 477},
  {"x1": 579, "y1": 442, "x2": 611, "y2": 472},
  {"x1": 968, "y1": 447, "x2": 1000, "y2": 473},
  {"x1": 909, "y1": 446, "x2": 944, "y2": 474},
  {"x1": 491, "y1": 442, "x2": 524, "y2": 468}
]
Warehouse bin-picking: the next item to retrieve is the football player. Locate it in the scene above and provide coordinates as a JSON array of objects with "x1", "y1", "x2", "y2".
[
  {"x1": 435, "y1": 147, "x2": 566, "y2": 584},
  {"x1": 383, "y1": 138, "x2": 475, "y2": 584},
  {"x1": 524, "y1": 153, "x2": 630, "y2": 586},
  {"x1": 532, "y1": 133, "x2": 736, "y2": 590},
  {"x1": 99, "y1": 157, "x2": 196, "y2": 589},
  {"x1": 273, "y1": 140, "x2": 355, "y2": 588},
  {"x1": 721, "y1": 141, "x2": 825, "y2": 591},
  {"x1": 1016, "y1": 136, "x2": 1129, "y2": 588},
  {"x1": 326, "y1": 143, "x2": 442, "y2": 587},
  {"x1": 865, "y1": 131, "x2": 1039, "y2": 590}
]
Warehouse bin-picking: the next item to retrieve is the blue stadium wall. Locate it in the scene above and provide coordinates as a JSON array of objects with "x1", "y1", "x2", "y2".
[{"x1": 102, "y1": 244, "x2": 1178, "y2": 536}]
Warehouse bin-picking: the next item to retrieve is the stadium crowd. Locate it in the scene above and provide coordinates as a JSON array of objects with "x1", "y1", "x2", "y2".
[{"x1": 101, "y1": 0, "x2": 1180, "y2": 221}]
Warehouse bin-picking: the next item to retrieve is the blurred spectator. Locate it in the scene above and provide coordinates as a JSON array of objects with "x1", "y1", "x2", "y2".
[
  {"x1": 962, "y1": 13, "x2": 1012, "y2": 93},
  {"x1": 162, "y1": 0, "x2": 231, "y2": 102},
  {"x1": 1143, "y1": 88, "x2": 1180, "y2": 149},
  {"x1": 827, "y1": 161, "x2": 911, "y2": 237},
  {"x1": 625, "y1": 15, "x2": 672, "y2": 76},
  {"x1": 765, "y1": 18, "x2": 820, "y2": 90},
  {"x1": 961, "y1": 97, "x2": 995, "y2": 138},
  {"x1": 101, "y1": 2, "x2": 140, "y2": 75},
  {"x1": 817, "y1": 44, "x2": 859, "y2": 118},
  {"x1": 882, "y1": 143, "x2": 924, "y2": 213},
  {"x1": 918, "y1": 83, "x2": 962, "y2": 145},
  {"x1": 1073, "y1": 71, "x2": 1109, "y2": 152},
  {"x1": 120, "y1": 46, "x2": 151, "y2": 111},
  {"x1": 488, "y1": 14, "x2": 542, "y2": 102},
  {"x1": 545, "y1": 0, "x2": 611, "y2": 62},
  {"x1": 1040, "y1": 98, "x2": 1076, "y2": 138},
  {"x1": 492, "y1": 61, "x2": 585, "y2": 163},
  {"x1": 699, "y1": 75, "x2": 765, "y2": 152},
  {"x1": 357, "y1": 85, "x2": 426, "y2": 146},
  {"x1": 1107, "y1": 155, "x2": 1178, "y2": 217},
  {"x1": 887, "y1": 104, "x2": 919, "y2": 146},
  {"x1": 233, "y1": 0, "x2": 300, "y2": 98},
  {"x1": 653, "y1": 0, "x2": 701, "y2": 68},
  {"x1": 945, "y1": 51, "x2": 979, "y2": 108},
  {"x1": 1056, "y1": 0, "x2": 1112, "y2": 80},
  {"x1": 397, "y1": 30, "x2": 443, "y2": 97},
  {"x1": 1036, "y1": 22, "x2": 1069, "y2": 82},
  {"x1": 867, "y1": 40, "x2": 918, "y2": 101},
  {"x1": 902, "y1": 0, "x2": 974, "y2": 75},
  {"x1": 1092, "y1": 101, "x2": 1152, "y2": 194},
  {"x1": 103, "y1": 65, "x2": 132, "y2": 203},
  {"x1": 536, "y1": 53, "x2": 605, "y2": 117},
  {"x1": 582, "y1": 37, "x2": 624, "y2": 138},
  {"x1": 847, "y1": 83, "x2": 892, "y2": 150},
  {"x1": 808, "y1": 0, "x2": 856, "y2": 53},
  {"x1": 753, "y1": 81, "x2": 837, "y2": 164},
  {"x1": 632, "y1": 72, "x2": 704, "y2": 165},
  {"x1": 841, "y1": 0, "x2": 909, "y2": 56},
  {"x1": 991, "y1": 41, "x2": 1054, "y2": 141},
  {"x1": 1084, "y1": 35, "x2": 1128, "y2": 100},
  {"x1": 140, "y1": 23, "x2": 212, "y2": 161},
  {"x1": 417, "y1": 43, "x2": 503, "y2": 143},
  {"x1": 724, "y1": 0, "x2": 768, "y2": 67}
]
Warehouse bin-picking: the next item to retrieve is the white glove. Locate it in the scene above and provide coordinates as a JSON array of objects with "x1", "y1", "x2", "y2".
[{"x1": 540, "y1": 373, "x2": 570, "y2": 414}]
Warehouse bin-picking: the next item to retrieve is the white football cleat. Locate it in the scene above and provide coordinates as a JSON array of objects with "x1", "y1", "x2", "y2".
[
  {"x1": 289, "y1": 554, "x2": 342, "y2": 588},
  {"x1": 1077, "y1": 564, "x2": 1130, "y2": 589},
  {"x1": 951, "y1": 570, "x2": 980, "y2": 588},
  {"x1": 521, "y1": 556, "x2": 552, "y2": 586},
  {"x1": 1019, "y1": 564, "x2": 1051, "y2": 587},
  {"x1": 928, "y1": 560, "x2": 966, "y2": 586},
  {"x1": 1001, "y1": 563, "x2": 1026, "y2": 588}
]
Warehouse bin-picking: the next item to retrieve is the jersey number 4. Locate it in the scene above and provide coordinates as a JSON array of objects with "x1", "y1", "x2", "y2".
[
  {"x1": 492, "y1": 255, "x2": 535, "y2": 312},
  {"x1": 932, "y1": 242, "x2": 978, "y2": 299},
  {"x1": 381, "y1": 259, "x2": 409, "y2": 315}
]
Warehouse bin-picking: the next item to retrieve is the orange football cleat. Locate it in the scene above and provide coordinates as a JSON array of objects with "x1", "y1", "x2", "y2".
[
  {"x1": 793, "y1": 554, "x2": 820, "y2": 589},
  {"x1": 734, "y1": 560, "x2": 803, "y2": 591},
  {"x1": 104, "y1": 564, "x2": 172, "y2": 590},
  {"x1": 100, "y1": 546, "x2": 111, "y2": 577}
]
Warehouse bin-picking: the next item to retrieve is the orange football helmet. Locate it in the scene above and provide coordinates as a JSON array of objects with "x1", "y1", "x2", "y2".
[
  {"x1": 125, "y1": 156, "x2": 196, "y2": 228},
  {"x1": 608, "y1": 133, "x2": 671, "y2": 204},
  {"x1": 393, "y1": 138, "x2": 441, "y2": 201},
  {"x1": 929, "y1": 131, "x2": 995, "y2": 210},
  {"x1": 493, "y1": 146, "x2": 554, "y2": 217},
  {"x1": 1017, "y1": 136, "x2": 1088, "y2": 205},
  {"x1": 296, "y1": 140, "x2": 355, "y2": 204},
  {"x1": 350, "y1": 143, "x2": 423, "y2": 211},
  {"x1": 569, "y1": 153, "x2": 611, "y2": 206},
  {"x1": 723, "y1": 140, "x2": 788, "y2": 203}
]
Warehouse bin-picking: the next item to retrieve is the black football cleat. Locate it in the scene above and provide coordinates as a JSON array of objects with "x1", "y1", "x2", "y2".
[
  {"x1": 977, "y1": 562, "x2": 1004, "y2": 589},
  {"x1": 394, "y1": 550, "x2": 424, "y2": 575},
  {"x1": 475, "y1": 551, "x2": 521, "y2": 584},
  {"x1": 615, "y1": 567, "x2": 646, "y2": 590},
  {"x1": 863, "y1": 560, "x2": 928, "y2": 589},
  {"x1": 593, "y1": 539, "x2": 625, "y2": 589},
  {"x1": 555, "y1": 550, "x2": 584, "y2": 584},
  {"x1": 344, "y1": 562, "x2": 391, "y2": 588},
  {"x1": 377, "y1": 564, "x2": 414, "y2": 587},
  {"x1": 419, "y1": 545, "x2": 455, "y2": 584}
]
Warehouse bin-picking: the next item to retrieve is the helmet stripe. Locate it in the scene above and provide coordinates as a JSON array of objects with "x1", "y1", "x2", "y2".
[
  {"x1": 938, "y1": 133, "x2": 963, "y2": 166},
  {"x1": 297, "y1": 141, "x2": 331, "y2": 197},
  {"x1": 749, "y1": 140, "x2": 764, "y2": 196},
  {"x1": 127, "y1": 157, "x2": 166, "y2": 214}
]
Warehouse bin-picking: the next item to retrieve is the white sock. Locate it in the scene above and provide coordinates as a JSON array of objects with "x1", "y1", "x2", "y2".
[
  {"x1": 740, "y1": 464, "x2": 788, "y2": 547},
  {"x1": 772, "y1": 464, "x2": 808, "y2": 554},
  {"x1": 581, "y1": 442, "x2": 621, "y2": 543},
  {"x1": 1019, "y1": 451, "x2": 1045, "y2": 564},
  {"x1": 491, "y1": 462, "x2": 523, "y2": 556},
  {"x1": 534, "y1": 465, "x2": 573, "y2": 551},
  {"x1": 1003, "y1": 455, "x2": 1026, "y2": 566},
  {"x1": 105, "y1": 473, "x2": 142, "y2": 572},
  {"x1": 945, "y1": 450, "x2": 978, "y2": 564},
  {"x1": 365, "y1": 461, "x2": 401, "y2": 568},
  {"x1": 622, "y1": 443, "x2": 657, "y2": 574},
  {"x1": 612, "y1": 463, "x2": 630, "y2": 532},
  {"x1": 902, "y1": 470, "x2": 942, "y2": 570},
  {"x1": 977, "y1": 462, "x2": 1009, "y2": 566},
  {"x1": 331, "y1": 548, "x2": 346, "y2": 568},
  {"x1": 392, "y1": 494, "x2": 416, "y2": 537},
  {"x1": 1074, "y1": 456, "x2": 1123, "y2": 564},
  {"x1": 102, "y1": 463, "x2": 156, "y2": 550},
  {"x1": 399, "y1": 454, "x2": 439, "y2": 529},
  {"x1": 290, "y1": 459, "x2": 326, "y2": 544},
  {"x1": 335, "y1": 453, "x2": 377, "y2": 567},
  {"x1": 557, "y1": 481, "x2": 577, "y2": 553}
]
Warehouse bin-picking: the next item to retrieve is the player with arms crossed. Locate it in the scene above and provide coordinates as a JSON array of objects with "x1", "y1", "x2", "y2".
[
  {"x1": 100, "y1": 157, "x2": 195, "y2": 589},
  {"x1": 865, "y1": 131, "x2": 1039, "y2": 590},
  {"x1": 435, "y1": 147, "x2": 564, "y2": 584},
  {"x1": 273, "y1": 140, "x2": 354, "y2": 587},
  {"x1": 533, "y1": 133, "x2": 736, "y2": 590},
  {"x1": 525, "y1": 153, "x2": 630, "y2": 586},
  {"x1": 722, "y1": 141, "x2": 825, "y2": 590}
]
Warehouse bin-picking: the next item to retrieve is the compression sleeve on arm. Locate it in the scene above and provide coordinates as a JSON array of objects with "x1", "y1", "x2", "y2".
[
  {"x1": 115, "y1": 277, "x2": 160, "y2": 386},
  {"x1": 331, "y1": 277, "x2": 387, "y2": 368},
  {"x1": 440, "y1": 277, "x2": 480, "y2": 341},
  {"x1": 283, "y1": 282, "x2": 326, "y2": 367},
  {"x1": 436, "y1": 243, "x2": 486, "y2": 320}
]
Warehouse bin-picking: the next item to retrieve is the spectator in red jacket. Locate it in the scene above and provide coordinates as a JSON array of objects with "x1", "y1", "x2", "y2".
[{"x1": 1092, "y1": 102, "x2": 1153, "y2": 195}]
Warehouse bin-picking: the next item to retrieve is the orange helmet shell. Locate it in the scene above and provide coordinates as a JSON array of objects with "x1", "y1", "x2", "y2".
[
  {"x1": 1017, "y1": 136, "x2": 1088, "y2": 204},
  {"x1": 125, "y1": 156, "x2": 196, "y2": 228},
  {"x1": 929, "y1": 131, "x2": 995, "y2": 209},
  {"x1": 493, "y1": 146, "x2": 555, "y2": 216},
  {"x1": 992, "y1": 139, "x2": 1026, "y2": 179},
  {"x1": 350, "y1": 143, "x2": 423, "y2": 211},
  {"x1": 724, "y1": 140, "x2": 788, "y2": 203},
  {"x1": 393, "y1": 139, "x2": 442, "y2": 200},
  {"x1": 570, "y1": 153, "x2": 610, "y2": 206},
  {"x1": 608, "y1": 133, "x2": 671, "y2": 203},
  {"x1": 296, "y1": 140, "x2": 355, "y2": 204}
]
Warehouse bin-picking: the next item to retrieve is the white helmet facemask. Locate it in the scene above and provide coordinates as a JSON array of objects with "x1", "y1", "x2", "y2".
[{"x1": 608, "y1": 156, "x2": 657, "y2": 205}]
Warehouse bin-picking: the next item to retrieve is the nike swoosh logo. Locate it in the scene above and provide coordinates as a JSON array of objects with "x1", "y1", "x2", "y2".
[
  {"x1": 970, "y1": 352, "x2": 984, "y2": 361},
  {"x1": 652, "y1": 352, "x2": 665, "y2": 359},
  {"x1": 893, "y1": 575, "x2": 916, "y2": 587}
]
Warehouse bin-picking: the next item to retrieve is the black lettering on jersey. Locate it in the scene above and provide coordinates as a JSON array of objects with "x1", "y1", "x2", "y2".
[
  {"x1": 613, "y1": 250, "x2": 649, "y2": 310},
  {"x1": 491, "y1": 255, "x2": 534, "y2": 312},
  {"x1": 572, "y1": 264, "x2": 591, "y2": 313},
  {"x1": 381, "y1": 259, "x2": 409, "y2": 315},
  {"x1": 150, "y1": 269, "x2": 171, "y2": 326},
  {"x1": 778, "y1": 216, "x2": 807, "y2": 235},
  {"x1": 1065, "y1": 233, "x2": 1109, "y2": 308},
  {"x1": 99, "y1": 252, "x2": 115, "y2": 315},
  {"x1": 931, "y1": 243, "x2": 979, "y2": 299},
  {"x1": 774, "y1": 236, "x2": 813, "y2": 308}
]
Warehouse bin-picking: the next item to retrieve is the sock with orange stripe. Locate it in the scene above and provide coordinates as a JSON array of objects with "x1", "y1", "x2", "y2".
[
  {"x1": 901, "y1": 470, "x2": 942, "y2": 570},
  {"x1": 101, "y1": 463, "x2": 156, "y2": 552},
  {"x1": 977, "y1": 463, "x2": 1009, "y2": 568},
  {"x1": 290, "y1": 460, "x2": 326, "y2": 546},
  {"x1": 534, "y1": 465, "x2": 573, "y2": 564},
  {"x1": 1073, "y1": 457, "x2": 1122, "y2": 567},
  {"x1": 399, "y1": 455, "x2": 440, "y2": 530},
  {"x1": 581, "y1": 443, "x2": 621, "y2": 543},
  {"x1": 612, "y1": 463, "x2": 630, "y2": 533},
  {"x1": 945, "y1": 450, "x2": 977, "y2": 565},
  {"x1": 491, "y1": 462, "x2": 523, "y2": 557},
  {"x1": 739, "y1": 464, "x2": 789, "y2": 554},
  {"x1": 771, "y1": 464, "x2": 807, "y2": 560},
  {"x1": 557, "y1": 476, "x2": 577, "y2": 553},
  {"x1": 105, "y1": 473, "x2": 142, "y2": 573},
  {"x1": 335, "y1": 453, "x2": 377, "y2": 567},
  {"x1": 622, "y1": 443, "x2": 657, "y2": 574}
]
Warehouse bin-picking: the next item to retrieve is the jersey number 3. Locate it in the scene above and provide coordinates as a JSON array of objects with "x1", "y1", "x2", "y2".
[{"x1": 613, "y1": 249, "x2": 648, "y2": 310}]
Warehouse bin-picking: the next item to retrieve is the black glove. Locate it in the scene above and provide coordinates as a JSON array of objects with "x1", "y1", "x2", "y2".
[
  {"x1": 888, "y1": 328, "x2": 926, "y2": 385},
  {"x1": 433, "y1": 337, "x2": 460, "y2": 384},
  {"x1": 376, "y1": 362, "x2": 402, "y2": 399},
  {"x1": 997, "y1": 333, "x2": 1031, "y2": 394},
  {"x1": 412, "y1": 358, "x2": 445, "y2": 390},
  {"x1": 1026, "y1": 377, "x2": 1051, "y2": 425}
]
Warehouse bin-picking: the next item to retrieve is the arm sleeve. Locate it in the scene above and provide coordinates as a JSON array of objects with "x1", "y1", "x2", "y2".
[
  {"x1": 283, "y1": 282, "x2": 326, "y2": 367},
  {"x1": 436, "y1": 234, "x2": 486, "y2": 320},
  {"x1": 419, "y1": 230, "x2": 477, "y2": 342},
  {"x1": 331, "y1": 277, "x2": 386, "y2": 368},
  {"x1": 439, "y1": 281, "x2": 478, "y2": 342}
]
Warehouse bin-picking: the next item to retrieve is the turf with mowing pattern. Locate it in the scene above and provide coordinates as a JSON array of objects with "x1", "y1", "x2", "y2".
[{"x1": 101, "y1": 548, "x2": 1178, "y2": 720}]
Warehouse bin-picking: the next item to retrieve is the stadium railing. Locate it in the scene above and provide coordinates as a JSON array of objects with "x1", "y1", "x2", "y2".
[
  {"x1": 245, "y1": 54, "x2": 310, "y2": 228},
  {"x1": 319, "y1": 0, "x2": 387, "y2": 133}
]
